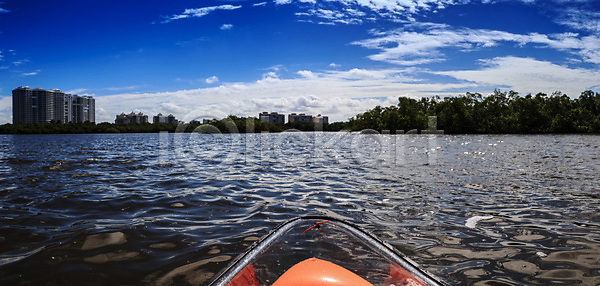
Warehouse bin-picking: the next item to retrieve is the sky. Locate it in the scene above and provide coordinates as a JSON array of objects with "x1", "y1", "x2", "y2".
[{"x1": 0, "y1": 0, "x2": 599, "y2": 124}]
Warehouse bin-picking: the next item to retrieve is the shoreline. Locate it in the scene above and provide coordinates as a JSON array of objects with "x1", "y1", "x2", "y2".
[{"x1": 0, "y1": 123, "x2": 598, "y2": 135}]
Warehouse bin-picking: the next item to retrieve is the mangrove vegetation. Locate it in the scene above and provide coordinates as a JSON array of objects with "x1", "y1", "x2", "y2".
[{"x1": 346, "y1": 90, "x2": 600, "y2": 134}]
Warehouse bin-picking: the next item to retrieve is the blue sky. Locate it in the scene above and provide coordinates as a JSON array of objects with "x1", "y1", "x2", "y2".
[{"x1": 0, "y1": 0, "x2": 599, "y2": 123}]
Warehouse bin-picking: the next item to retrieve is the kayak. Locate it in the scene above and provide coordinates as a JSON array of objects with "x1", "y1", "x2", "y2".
[
  {"x1": 209, "y1": 216, "x2": 445, "y2": 285},
  {"x1": 208, "y1": 216, "x2": 445, "y2": 286}
]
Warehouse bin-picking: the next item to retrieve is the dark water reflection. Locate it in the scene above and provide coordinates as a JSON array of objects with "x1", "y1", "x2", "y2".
[{"x1": 0, "y1": 133, "x2": 599, "y2": 285}]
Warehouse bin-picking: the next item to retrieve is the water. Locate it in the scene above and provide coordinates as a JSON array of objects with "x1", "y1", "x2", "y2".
[{"x1": 0, "y1": 133, "x2": 599, "y2": 285}]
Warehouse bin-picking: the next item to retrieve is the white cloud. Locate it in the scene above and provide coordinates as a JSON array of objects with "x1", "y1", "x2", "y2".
[
  {"x1": 220, "y1": 24, "x2": 233, "y2": 30},
  {"x1": 329, "y1": 63, "x2": 341, "y2": 68},
  {"x1": 206, "y1": 76, "x2": 219, "y2": 84},
  {"x1": 13, "y1": 59, "x2": 30, "y2": 66},
  {"x1": 265, "y1": 64, "x2": 285, "y2": 72},
  {"x1": 283, "y1": 0, "x2": 600, "y2": 41},
  {"x1": 436, "y1": 56, "x2": 600, "y2": 96},
  {"x1": 324, "y1": 67, "x2": 421, "y2": 83},
  {"x1": 64, "y1": 88, "x2": 88, "y2": 94},
  {"x1": 346, "y1": 68, "x2": 381, "y2": 80},
  {"x1": 260, "y1": 71, "x2": 280, "y2": 82},
  {"x1": 557, "y1": 7, "x2": 600, "y2": 33},
  {"x1": 289, "y1": 0, "x2": 463, "y2": 24},
  {"x1": 352, "y1": 23, "x2": 600, "y2": 65},
  {"x1": 338, "y1": 0, "x2": 458, "y2": 15},
  {"x1": 159, "y1": 102, "x2": 191, "y2": 115},
  {"x1": 253, "y1": 2, "x2": 268, "y2": 7},
  {"x1": 105, "y1": 86, "x2": 139, "y2": 92},
  {"x1": 297, "y1": 70, "x2": 316, "y2": 78},
  {"x1": 22, "y1": 70, "x2": 40, "y2": 76},
  {"x1": 0, "y1": 96, "x2": 11, "y2": 111},
  {"x1": 521, "y1": 32, "x2": 600, "y2": 64},
  {"x1": 252, "y1": 94, "x2": 324, "y2": 111},
  {"x1": 164, "y1": 5, "x2": 242, "y2": 23},
  {"x1": 301, "y1": 8, "x2": 364, "y2": 25},
  {"x1": 0, "y1": 96, "x2": 11, "y2": 123}
]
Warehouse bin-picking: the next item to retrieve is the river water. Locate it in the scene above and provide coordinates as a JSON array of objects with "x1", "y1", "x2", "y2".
[{"x1": 0, "y1": 132, "x2": 598, "y2": 285}]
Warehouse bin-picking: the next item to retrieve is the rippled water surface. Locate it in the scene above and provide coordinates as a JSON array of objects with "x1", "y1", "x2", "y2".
[{"x1": 0, "y1": 133, "x2": 599, "y2": 285}]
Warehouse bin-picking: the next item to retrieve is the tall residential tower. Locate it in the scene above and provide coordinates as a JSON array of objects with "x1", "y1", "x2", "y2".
[{"x1": 12, "y1": 86, "x2": 95, "y2": 124}]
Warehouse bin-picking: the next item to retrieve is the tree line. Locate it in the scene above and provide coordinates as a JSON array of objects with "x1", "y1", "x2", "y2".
[
  {"x1": 347, "y1": 90, "x2": 600, "y2": 134},
  {"x1": 0, "y1": 122, "x2": 175, "y2": 134},
  {"x1": 0, "y1": 118, "x2": 346, "y2": 134},
  {"x1": 0, "y1": 90, "x2": 598, "y2": 134}
]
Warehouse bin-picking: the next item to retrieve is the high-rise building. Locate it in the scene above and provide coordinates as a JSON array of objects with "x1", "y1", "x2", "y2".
[
  {"x1": 12, "y1": 86, "x2": 95, "y2": 124},
  {"x1": 312, "y1": 114, "x2": 329, "y2": 124},
  {"x1": 64, "y1": 94, "x2": 73, "y2": 124},
  {"x1": 259, "y1": 112, "x2": 285, "y2": 123},
  {"x1": 72, "y1": 95, "x2": 95, "y2": 123},
  {"x1": 153, "y1": 113, "x2": 178, "y2": 124},
  {"x1": 115, "y1": 113, "x2": 129, "y2": 124},
  {"x1": 115, "y1": 112, "x2": 148, "y2": 124},
  {"x1": 288, "y1": 113, "x2": 313, "y2": 123}
]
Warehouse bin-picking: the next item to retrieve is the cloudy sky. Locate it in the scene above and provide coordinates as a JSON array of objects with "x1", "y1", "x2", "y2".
[{"x1": 0, "y1": 0, "x2": 599, "y2": 123}]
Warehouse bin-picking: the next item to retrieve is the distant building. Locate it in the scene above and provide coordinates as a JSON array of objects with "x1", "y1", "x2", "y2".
[
  {"x1": 130, "y1": 112, "x2": 148, "y2": 123},
  {"x1": 72, "y1": 95, "x2": 95, "y2": 123},
  {"x1": 153, "y1": 113, "x2": 178, "y2": 124},
  {"x1": 288, "y1": 113, "x2": 313, "y2": 123},
  {"x1": 115, "y1": 112, "x2": 148, "y2": 124},
  {"x1": 115, "y1": 113, "x2": 128, "y2": 124},
  {"x1": 153, "y1": 113, "x2": 164, "y2": 124},
  {"x1": 313, "y1": 114, "x2": 329, "y2": 124},
  {"x1": 259, "y1": 112, "x2": 285, "y2": 123},
  {"x1": 12, "y1": 86, "x2": 95, "y2": 124},
  {"x1": 169, "y1": 114, "x2": 179, "y2": 124},
  {"x1": 188, "y1": 119, "x2": 213, "y2": 124}
]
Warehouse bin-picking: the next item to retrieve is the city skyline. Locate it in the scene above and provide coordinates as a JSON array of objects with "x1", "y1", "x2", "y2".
[{"x1": 0, "y1": 0, "x2": 599, "y2": 124}]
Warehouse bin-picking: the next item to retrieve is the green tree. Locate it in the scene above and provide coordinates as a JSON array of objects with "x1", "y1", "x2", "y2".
[
  {"x1": 435, "y1": 95, "x2": 475, "y2": 133},
  {"x1": 397, "y1": 97, "x2": 427, "y2": 130}
]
